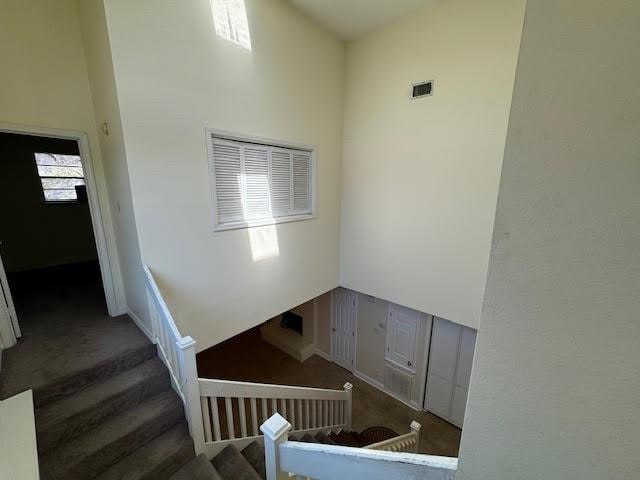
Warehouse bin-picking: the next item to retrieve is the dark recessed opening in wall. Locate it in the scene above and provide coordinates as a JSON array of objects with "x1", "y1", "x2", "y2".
[{"x1": 0, "y1": 131, "x2": 106, "y2": 344}]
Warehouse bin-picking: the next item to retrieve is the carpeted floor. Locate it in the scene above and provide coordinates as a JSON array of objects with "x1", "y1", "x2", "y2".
[
  {"x1": 0, "y1": 263, "x2": 149, "y2": 401},
  {"x1": 197, "y1": 328, "x2": 462, "y2": 457}
]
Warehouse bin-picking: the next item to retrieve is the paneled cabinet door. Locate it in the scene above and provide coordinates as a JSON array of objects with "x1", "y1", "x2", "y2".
[
  {"x1": 424, "y1": 317, "x2": 476, "y2": 428},
  {"x1": 385, "y1": 304, "x2": 419, "y2": 373}
]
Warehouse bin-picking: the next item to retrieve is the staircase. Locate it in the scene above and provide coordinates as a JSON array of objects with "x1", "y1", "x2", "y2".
[
  {"x1": 34, "y1": 341, "x2": 197, "y2": 479},
  {"x1": 170, "y1": 428, "x2": 396, "y2": 480}
]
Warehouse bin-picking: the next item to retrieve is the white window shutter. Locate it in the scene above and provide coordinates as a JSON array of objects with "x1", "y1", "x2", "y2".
[
  {"x1": 292, "y1": 151, "x2": 311, "y2": 212},
  {"x1": 212, "y1": 138, "x2": 243, "y2": 224},
  {"x1": 243, "y1": 145, "x2": 271, "y2": 220},
  {"x1": 270, "y1": 149, "x2": 292, "y2": 217}
]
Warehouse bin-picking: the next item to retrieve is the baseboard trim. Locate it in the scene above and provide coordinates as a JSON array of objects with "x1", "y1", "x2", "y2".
[
  {"x1": 127, "y1": 309, "x2": 155, "y2": 344},
  {"x1": 354, "y1": 369, "x2": 421, "y2": 412},
  {"x1": 314, "y1": 348, "x2": 332, "y2": 362}
]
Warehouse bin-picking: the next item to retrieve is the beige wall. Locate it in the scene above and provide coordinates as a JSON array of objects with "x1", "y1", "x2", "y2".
[
  {"x1": 339, "y1": 0, "x2": 525, "y2": 329},
  {"x1": 103, "y1": 0, "x2": 345, "y2": 352},
  {"x1": 458, "y1": 1, "x2": 640, "y2": 478},
  {"x1": 77, "y1": 0, "x2": 150, "y2": 329},
  {"x1": 0, "y1": 0, "x2": 127, "y2": 312}
]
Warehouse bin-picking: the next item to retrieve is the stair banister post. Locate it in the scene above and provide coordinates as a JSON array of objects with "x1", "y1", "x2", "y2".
[
  {"x1": 261, "y1": 413, "x2": 291, "y2": 480},
  {"x1": 177, "y1": 336, "x2": 206, "y2": 455},
  {"x1": 343, "y1": 382, "x2": 353, "y2": 430},
  {"x1": 410, "y1": 421, "x2": 422, "y2": 453}
]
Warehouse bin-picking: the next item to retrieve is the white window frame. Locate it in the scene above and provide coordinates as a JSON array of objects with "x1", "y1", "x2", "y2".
[{"x1": 206, "y1": 128, "x2": 317, "y2": 232}]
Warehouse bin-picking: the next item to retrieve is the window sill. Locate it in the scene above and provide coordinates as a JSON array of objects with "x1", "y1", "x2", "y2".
[{"x1": 214, "y1": 213, "x2": 315, "y2": 232}]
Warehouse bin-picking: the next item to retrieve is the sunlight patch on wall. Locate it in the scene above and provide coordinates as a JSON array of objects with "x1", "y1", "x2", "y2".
[
  {"x1": 210, "y1": 0, "x2": 252, "y2": 50},
  {"x1": 249, "y1": 225, "x2": 280, "y2": 262}
]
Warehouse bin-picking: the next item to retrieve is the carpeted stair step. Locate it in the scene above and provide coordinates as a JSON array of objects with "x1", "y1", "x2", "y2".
[
  {"x1": 170, "y1": 453, "x2": 223, "y2": 480},
  {"x1": 39, "y1": 389, "x2": 184, "y2": 480},
  {"x1": 211, "y1": 445, "x2": 261, "y2": 480},
  {"x1": 36, "y1": 358, "x2": 170, "y2": 453},
  {"x1": 300, "y1": 433, "x2": 317, "y2": 443},
  {"x1": 329, "y1": 430, "x2": 363, "y2": 447},
  {"x1": 241, "y1": 441, "x2": 266, "y2": 479},
  {"x1": 34, "y1": 342, "x2": 157, "y2": 408},
  {"x1": 95, "y1": 422, "x2": 195, "y2": 480},
  {"x1": 314, "y1": 431, "x2": 336, "y2": 445}
]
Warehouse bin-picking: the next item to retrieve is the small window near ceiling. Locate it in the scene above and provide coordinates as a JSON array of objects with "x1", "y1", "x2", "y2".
[
  {"x1": 208, "y1": 132, "x2": 315, "y2": 231},
  {"x1": 34, "y1": 153, "x2": 85, "y2": 203}
]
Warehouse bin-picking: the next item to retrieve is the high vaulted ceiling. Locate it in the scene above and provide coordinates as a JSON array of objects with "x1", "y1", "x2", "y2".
[{"x1": 287, "y1": 0, "x2": 436, "y2": 41}]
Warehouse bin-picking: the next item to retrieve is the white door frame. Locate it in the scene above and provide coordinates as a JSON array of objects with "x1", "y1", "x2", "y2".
[
  {"x1": 0, "y1": 122, "x2": 124, "y2": 318},
  {"x1": 0, "y1": 252, "x2": 19, "y2": 345}
]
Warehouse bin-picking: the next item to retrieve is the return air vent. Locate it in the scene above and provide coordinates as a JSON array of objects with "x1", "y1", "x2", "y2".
[
  {"x1": 384, "y1": 364, "x2": 412, "y2": 402},
  {"x1": 411, "y1": 80, "x2": 433, "y2": 99}
]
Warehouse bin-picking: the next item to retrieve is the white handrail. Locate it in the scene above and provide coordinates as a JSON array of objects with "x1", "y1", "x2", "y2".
[
  {"x1": 365, "y1": 420, "x2": 422, "y2": 453},
  {"x1": 262, "y1": 414, "x2": 457, "y2": 480},
  {"x1": 199, "y1": 378, "x2": 353, "y2": 458},
  {"x1": 143, "y1": 265, "x2": 205, "y2": 454}
]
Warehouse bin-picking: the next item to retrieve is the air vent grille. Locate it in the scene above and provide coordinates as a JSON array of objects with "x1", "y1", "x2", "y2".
[
  {"x1": 384, "y1": 364, "x2": 412, "y2": 401},
  {"x1": 411, "y1": 81, "x2": 433, "y2": 99}
]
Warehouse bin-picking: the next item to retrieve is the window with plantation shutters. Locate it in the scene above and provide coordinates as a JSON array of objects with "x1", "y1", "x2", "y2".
[{"x1": 209, "y1": 133, "x2": 314, "y2": 230}]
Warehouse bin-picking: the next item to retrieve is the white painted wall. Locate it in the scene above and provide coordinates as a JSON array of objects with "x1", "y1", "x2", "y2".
[
  {"x1": 339, "y1": 0, "x2": 525, "y2": 329},
  {"x1": 103, "y1": 0, "x2": 344, "y2": 352},
  {"x1": 77, "y1": 0, "x2": 150, "y2": 331},
  {"x1": 0, "y1": 0, "x2": 127, "y2": 314},
  {"x1": 458, "y1": 1, "x2": 640, "y2": 478}
]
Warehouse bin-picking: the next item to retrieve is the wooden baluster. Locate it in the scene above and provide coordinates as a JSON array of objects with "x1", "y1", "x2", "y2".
[
  {"x1": 201, "y1": 397, "x2": 212, "y2": 442},
  {"x1": 282, "y1": 398, "x2": 287, "y2": 421},
  {"x1": 324, "y1": 400, "x2": 329, "y2": 426},
  {"x1": 239, "y1": 397, "x2": 248, "y2": 438},
  {"x1": 288, "y1": 399, "x2": 295, "y2": 428},
  {"x1": 211, "y1": 397, "x2": 221, "y2": 441},
  {"x1": 329, "y1": 400, "x2": 334, "y2": 426},
  {"x1": 250, "y1": 398, "x2": 259, "y2": 436},
  {"x1": 297, "y1": 399, "x2": 303, "y2": 431},
  {"x1": 318, "y1": 400, "x2": 323, "y2": 427},
  {"x1": 262, "y1": 398, "x2": 269, "y2": 424},
  {"x1": 271, "y1": 398, "x2": 278, "y2": 416},
  {"x1": 261, "y1": 413, "x2": 291, "y2": 480},
  {"x1": 311, "y1": 400, "x2": 316, "y2": 428},
  {"x1": 305, "y1": 399, "x2": 310, "y2": 429},
  {"x1": 225, "y1": 397, "x2": 235, "y2": 439}
]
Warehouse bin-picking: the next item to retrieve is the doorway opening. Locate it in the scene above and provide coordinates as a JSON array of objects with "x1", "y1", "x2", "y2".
[{"x1": 0, "y1": 129, "x2": 117, "y2": 349}]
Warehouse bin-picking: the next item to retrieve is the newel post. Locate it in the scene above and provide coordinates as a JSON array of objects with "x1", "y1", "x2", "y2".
[
  {"x1": 260, "y1": 413, "x2": 291, "y2": 480},
  {"x1": 343, "y1": 382, "x2": 353, "y2": 430},
  {"x1": 177, "y1": 336, "x2": 206, "y2": 455},
  {"x1": 410, "y1": 421, "x2": 422, "y2": 453}
]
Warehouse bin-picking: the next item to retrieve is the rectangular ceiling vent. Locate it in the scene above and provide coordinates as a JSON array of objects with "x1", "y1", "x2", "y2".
[{"x1": 411, "y1": 80, "x2": 434, "y2": 100}]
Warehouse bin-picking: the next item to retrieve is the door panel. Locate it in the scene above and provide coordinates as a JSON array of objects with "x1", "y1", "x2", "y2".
[
  {"x1": 425, "y1": 373, "x2": 454, "y2": 419},
  {"x1": 450, "y1": 386, "x2": 468, "y2": 428},
  {"x1": 428, "y1": 317, "x2": 460, "y2": 381},
  {"x1": 456, "y1": 328, "x2": 477, "y2": 388},
  {"x1": 332, "y1": 289, "x2": 356, "y2": 371},
  {"x1": 385, "y1": 304, "x2": 419, "y2": 372}
]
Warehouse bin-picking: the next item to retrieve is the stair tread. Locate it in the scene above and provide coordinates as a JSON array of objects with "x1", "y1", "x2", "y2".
[
  {"x1": 211, "y1": 445, "x2": 261, "y2": 480},
  {"x1": 315, "y1": 431, "x2": 336, "y2": 445},
  {"x1": 40, "y1": 389, "x2": 183, "y2": 480},
  {"x1": 34, "y1": 342, "x2": 157, "y2": 408},
  {"x1": 95, "y1": 422, "x2": 195, "y2": 480},
  {"x1": 36, "y1": 358, "x2": 169, "y2": 452},
  {"x1": 170, "y1": 453, "x2": 222, "y2": 480},
  {"x1": 241, "y1": 442, "x2": 266, "y2": 479}
]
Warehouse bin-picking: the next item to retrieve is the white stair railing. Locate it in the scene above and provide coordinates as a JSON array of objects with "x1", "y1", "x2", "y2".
[
  {"x1": 364, "y1": 420, "x2": 422, "y2": 453},
  {"x1": 262, "y1": 414, "x2": 458, "y2": 480},
  {"x1": 143, "y1": 265, "x2": 205, "y2": 454},
  {"x1": 199, "y1": 378, "x2": 353, "y2": 458}
]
